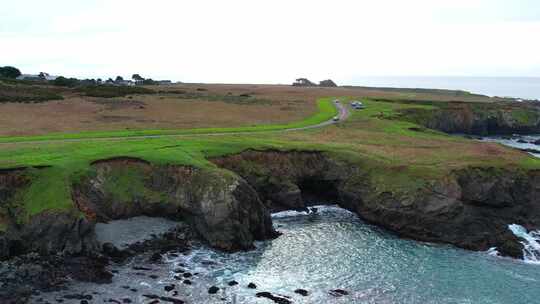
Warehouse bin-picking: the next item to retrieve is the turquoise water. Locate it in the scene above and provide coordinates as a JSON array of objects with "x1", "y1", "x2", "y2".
[
  {"x1": 35, "y1": 206, "x2": 540, "y2": 304},
  {"x1": 182, "y1": 206, "x2": 540, "y2": 304}
]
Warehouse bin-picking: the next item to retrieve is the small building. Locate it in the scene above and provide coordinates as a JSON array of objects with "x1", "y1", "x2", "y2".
[
  {"x1": 17, "y1": 72, "x2": 58, "y2": 81},
  {"x1": 16, "y1": 74, "x2": 41, "y2": 81},
  {"x1": 117, "y1": 80, "x2": 135, "y2": 86}
]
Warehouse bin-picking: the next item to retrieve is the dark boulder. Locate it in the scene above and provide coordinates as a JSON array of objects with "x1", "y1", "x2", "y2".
[
  {"x1": 329, "y1": 289, "x2": 349, "y2": 297},
  {"x1": 208, "y1": 286, "x2": 219, "y2": 294},
  {"x1": 255, "y1": 292, "x2": 291, "y2": 304},
  {"x1": 294, "y1": 289, "x2": 309, "y2": 296}
]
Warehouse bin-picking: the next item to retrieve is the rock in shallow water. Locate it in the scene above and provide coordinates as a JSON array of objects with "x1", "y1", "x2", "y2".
[
  {"x1": 294, "y1": 289, "x2": 309, "y2": 296},
  {"x1": 255, "y1": 292, "x2": 291, "y2": 304},
  {"x1": 329, "y1": 289, "x2": 349, "y2": 297}
]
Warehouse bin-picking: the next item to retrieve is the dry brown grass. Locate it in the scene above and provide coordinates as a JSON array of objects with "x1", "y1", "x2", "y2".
[{"x1": 0, "y1": 83, "x2": 503, "y2": 137}]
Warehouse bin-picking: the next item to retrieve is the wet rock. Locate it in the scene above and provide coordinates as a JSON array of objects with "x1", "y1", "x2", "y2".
[
  {"x1": 173, "y1": 268, "x2": 185, "y2": 273},
  {"x1": 182, "y1": 272, "x2": 192, "y2": 278},
  {"x1": 159, "y1": 296, "x2": 184, "y2": 304},
  {"x1": 164, "y1": 284, "x2": 175, "y2": 292},
  {"x1": 122, "y1": 299, "x2": 132, "y2": 303},
  {"x1": 329, "y1": 289, "x2": 349, "y2": 297},
  {"x1": 60, "y1": 256, "x2": 112, "y2": 284},
  {"x1": 183, "y1": 279, "x2": 192, "y2": 285},
  {"x1": 130, "y1": 289, "x2": 137, "y2": 292},
  {"x1": 102, "y1": 243, "x2": 125, "y2": 259},
  {"x1": 107, "y1": 300, "x2": 121, "y2": 304},
  {"x1": 80, "y1": 301, "x2": 89, "y2": 304},
  {"x1": 255, "y1": 292, "x2": 291, "y2": 304},
  {"x1": 517, "y1": 139, "x2": 528, "y2": 143},
  {"x1": 143, "y1": 294, "x2": 159, "y2": 299},
  {"x1": 132, "y1": 266, "x2": 152, "y2": 271},
  {"x1": 149, "y1": 274, "x2": 159, "y2": 279},
  {"x1": 228, "y1": 280, "x2": 239, "y2": 286},
  {"x1": 63, "y1": 294, "x2": 92, "y2": 300},
  {"x1": 208, "y1": 286, "x2": 220, "y2": 294},
  {"x1": 534, "y1": 139, "x2": 540, "y2": 145},
  {"x1": 148, "y1": 252, "x2": 162, "y2": 263},
  {"x1": 294, "y1": 289, "x2": 309, "y2": 296},
  {"x1": 247, "y1": 282, "x2": 257, "y2": 289},
  {"x1": 148, "y1": 301, "x2": 159, "y2": 304}
]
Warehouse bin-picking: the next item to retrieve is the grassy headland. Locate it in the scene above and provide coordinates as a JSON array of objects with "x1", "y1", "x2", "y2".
[{"x1": 1, "y1": 91, "x2": 539, "y2": 224}]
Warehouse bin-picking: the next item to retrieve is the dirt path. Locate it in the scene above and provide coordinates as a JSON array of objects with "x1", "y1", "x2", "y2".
[{"x1": 0, "y1": 101, "x2": 349, "y2": 145}]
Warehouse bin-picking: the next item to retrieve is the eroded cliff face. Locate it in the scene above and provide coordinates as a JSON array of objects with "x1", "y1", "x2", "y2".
[
  {"x1": 211, "y1": 150, "x2": 349, "y2": 212},
  {"x1": 74, "y1": 158, "x2": 276, "y2": 252},
  {"x1": 0, "y1": 158, "x2": 277, "y2": 260},
  {"x1": 397, "y1": 102, "x2": 540, "y2": 135},
  {"x1": 1, "y1": 151, "x2": 539, "y2": 260},
  {"x1": 0, "y1": 169, "x2": 29, "y2": 259},
  {"x1": 213, "y1": 150, "x2": 540, "y2": 258},
  {"x1": 0, "y1": 168, "x2": 98, "y2": 260}
]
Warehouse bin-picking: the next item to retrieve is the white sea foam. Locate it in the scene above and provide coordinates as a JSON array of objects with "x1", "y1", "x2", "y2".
[{"x1": 509, "y1": 224, "x2": 540, "y2": 264}]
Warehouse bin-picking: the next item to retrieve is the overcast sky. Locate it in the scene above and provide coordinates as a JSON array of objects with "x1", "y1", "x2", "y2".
[{"x1": 1, "y1": 0, "x2": 539, "y2": 84}]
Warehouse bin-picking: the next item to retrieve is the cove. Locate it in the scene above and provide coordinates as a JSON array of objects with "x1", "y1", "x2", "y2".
[{"x1": 34, "y1": 206, "x2": 540, "y2": 304}]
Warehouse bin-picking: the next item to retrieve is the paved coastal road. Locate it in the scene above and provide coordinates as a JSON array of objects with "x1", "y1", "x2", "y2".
[
  {"x1": 0, "y1": 101, "x2": 349, "y2": 145},
  {"x1": 285, "y1": 100, "x2": 349, "y2": 132}
]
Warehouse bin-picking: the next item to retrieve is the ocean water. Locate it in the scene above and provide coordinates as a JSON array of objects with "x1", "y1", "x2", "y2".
[
  {"x1": 482, "y1": 135, "x2": 540, "y2": 158},
  {"x1": 351, "y1": 76, "x2": 540, "y2": 100},
  {"x1": 36, "y1": 206, "x2": 540, "y2": 304}
]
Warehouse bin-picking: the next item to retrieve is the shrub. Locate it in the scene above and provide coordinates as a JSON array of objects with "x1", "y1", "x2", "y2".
[
  {"x1": 319, "y1": 79, "x2": 337, "y2": 87},
  {"x1": 77, "y1": 85, "x2": 155, "y2": 98},
  {"x1": 52, "y1": 76, "x2": 80, "y2": 87},
  {"x1": 0, "y1": 66, "x2": 22, "y2": 79},
  {"x1": 0, "y1": 84, "x2": 63, "y2": 103}
]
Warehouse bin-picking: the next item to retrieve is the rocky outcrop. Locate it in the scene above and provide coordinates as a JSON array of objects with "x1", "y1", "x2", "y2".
[
  {"x1": 0, "y1": 168, "x2": 98, "y2": 260},
  {"x1": 2, "y1": 151, "x2": 539, "y2": 261},
  {"x1": 213, "y1": 150, "x2": 540, "y2": 258},
  {"x1": 396, "y1": 101, "x2": 540, "y2": 135},
  {"x1": 73, "y1": 158, "x2": 276, "y2": 252},
  {"x1": 0, "y1": 158, "x2": 277, "y2": 260},
  {"x1": 341, "y1": 167, "x2": 540, "y2": 258},
  {"x1": 212, "y1": 150, "x2": 347, "y2": 212}
]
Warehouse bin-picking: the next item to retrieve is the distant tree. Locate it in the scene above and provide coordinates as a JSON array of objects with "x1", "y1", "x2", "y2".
[
  {"x1": 52, "y1": 76, "x2": 80, "y2": 87},
  {"x1": 292, "y1": 78, "x2": 316, "y2": 87},
  {"x1": 115, "y1": 76, "x2": 124, "y2": 82},
  {"x1": 142, "y1": 78, "x2": 157, "y2": 85},
  {"x1": 80, "y1": 78, "x2": 97, "y2": 86},
  {"x1": 0, "y1": 66, "x2": 22, "y2": 79},
  {"x1": 106, "y1": 78, "x2": 115, "y2": 84},
  {"x1": 319, "y1": 79, "x2": 337, "y2": 87},
  {"x1": 97, "y1": 78, "x2": 102, "y2": 84},
  {"x1": 132, "y1": 74, "x2": 144, "y2": 81}
]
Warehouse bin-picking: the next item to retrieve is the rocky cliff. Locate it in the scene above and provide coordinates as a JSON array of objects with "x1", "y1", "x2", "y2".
[
  {"x1": 396, "y1": 101, "x2": 540, "y2": 135},
  {"x1": 1, "y1": 150, "x2": 539, "y2": 260},
  {"x1": 0, "y1": 158, "x2": 277, "y2": 260},
  {"x1": 213, "y1": 150, "x2": 540, "y2": 258}
]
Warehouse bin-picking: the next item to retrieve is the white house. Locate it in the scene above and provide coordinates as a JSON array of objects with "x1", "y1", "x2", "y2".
[{"x1": 17, "y1": 72, "x2": 58, "y2": 81}]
